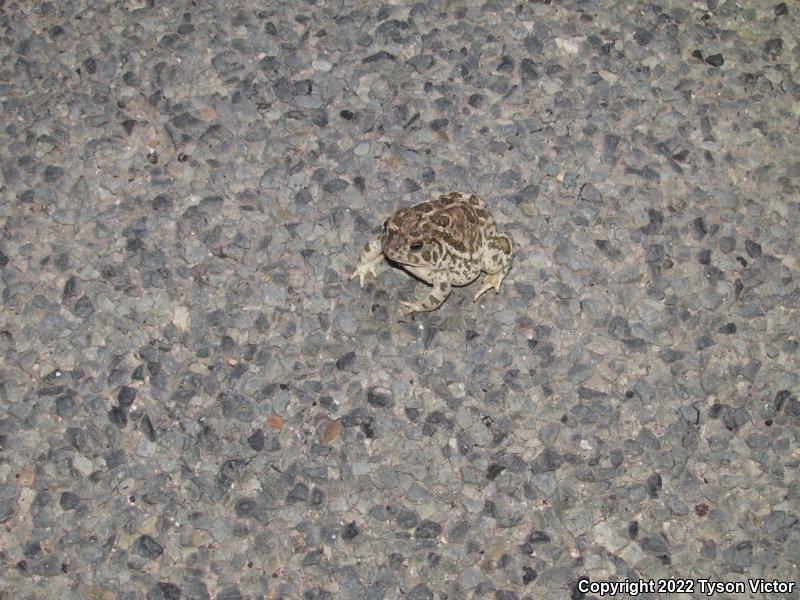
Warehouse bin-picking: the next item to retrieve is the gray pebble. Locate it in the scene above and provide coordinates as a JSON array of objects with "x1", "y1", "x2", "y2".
[
  {"x1": 56, "y1": 394, "x2": 78, "y2": 418},
  {"x1": 415, "y1": 520, "x2": 442, "y2": 539},
  {"x1": 406, "y1": 584, "x2": 433, "y2": 600},
  {"x1": 394, "y1": 508, "x2": 419, "y2": 529},
  {"x1": 42, "y1": 165, "x2": 64, "y2": 183},
  {"x1": 30, "y1": 555, "x2": 63, "y2": 577},
  {"x1": 639, "y1": 534, "x2": 669, "y2": 554},
  {"x1": 134, "y1": 535, "x2": 163, "y2": 559},
  {"x1": 745, "y1": 240, "x2": 762, "y2": 257},
  {"x1": 723, "y1": 540, "x2": 753, "y2": 570},
  {"x1": 531, "y1": 448, "x2": 563, "y2": 474},
  {"x1": 408, "y1": 55, "x2": 434, "y2": 73},
  {"x1": 719, "y1": 236, "x2": 735, "y2": 253},
  {"x1": 645, "y1": 244, "x2": 665, "y2": 263}
]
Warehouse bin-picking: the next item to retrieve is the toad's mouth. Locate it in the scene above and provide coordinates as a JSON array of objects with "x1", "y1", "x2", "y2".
[
  {"x1": 386, "y1": 259, "x2": 436, "y2": 285},
  {"x1": 385, "y1": 254, "x2": 422, "y2": 268},
  {"x1": 381, "y1": 242, "x2": 422, "y2": 267}
]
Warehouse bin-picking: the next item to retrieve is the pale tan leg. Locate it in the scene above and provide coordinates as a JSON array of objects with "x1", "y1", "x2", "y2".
[
  {"x1": 400, "y1": 278, "x2": 451, "y2": 314},
  {"x1": 350, "y1": 237, "x2": 384, "y2": 287},
  {"x1": 472, "y1": 271, "x2": 509, "y2": 301},
  {"x1": 473, "y1": 233, "x2": 513, "y2": 302}
]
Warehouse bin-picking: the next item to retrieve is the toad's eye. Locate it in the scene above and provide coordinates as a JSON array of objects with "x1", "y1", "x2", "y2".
[{"x1": 409, "y1": 242, "x2": 424, "y2": 252}]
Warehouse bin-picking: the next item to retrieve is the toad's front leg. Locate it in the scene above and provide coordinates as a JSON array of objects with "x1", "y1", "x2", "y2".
[
  {"x1": 350, "y1": 237, "x2": 384, "y2": 287},
  {"x1": 399, "y1": 276, "x2": 451, "y2": 314}
]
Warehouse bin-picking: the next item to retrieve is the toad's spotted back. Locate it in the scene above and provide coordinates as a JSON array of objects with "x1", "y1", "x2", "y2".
[{"x1": 351, "y1": 192, "x2": 514, "y2": 313}]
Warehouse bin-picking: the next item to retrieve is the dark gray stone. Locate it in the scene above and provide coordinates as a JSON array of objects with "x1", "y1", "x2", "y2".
[{"x1": 135, "y1": 535, "x2": 164, "y2": 559}]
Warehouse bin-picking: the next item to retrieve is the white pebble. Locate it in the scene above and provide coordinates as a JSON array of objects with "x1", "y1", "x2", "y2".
[
  {"x1": 555, "y1": 37, "x2": 581, "y2": 54},
  {"x1": 312, "y1": 59, "x2": 332, "y2": 72}
]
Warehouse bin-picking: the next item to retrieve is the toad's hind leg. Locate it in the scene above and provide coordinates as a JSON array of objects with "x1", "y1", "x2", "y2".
[{"x1": 473, "y1": 232, "x2": 514, "y2": 302}]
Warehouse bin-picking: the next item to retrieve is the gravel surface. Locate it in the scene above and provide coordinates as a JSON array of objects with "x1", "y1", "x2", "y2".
[{"x1": 1, "y1": 0, "x2": 799, "y2": 598}]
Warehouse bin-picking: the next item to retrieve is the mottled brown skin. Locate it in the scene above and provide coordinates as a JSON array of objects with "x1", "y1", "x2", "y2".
[{"x1": 351, "y1": 192, "x2": 514, "y2": 313}]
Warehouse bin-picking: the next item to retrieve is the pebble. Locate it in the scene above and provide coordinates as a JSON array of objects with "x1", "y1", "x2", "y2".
[
  {"x1": 172, "y1": 306, "x2": 190, "y2": 330},
  {"x1": 745, "y1": 239, "x2": 762, "y2": 258},
  {"x1": 555, "y1": 37, "x2": 581, "y2": 54},
  {"x1": 353, "y1": 142, "x2": 370, "y2": 157},
  {"x1": 592, "y1": 522, "x2": 628, "y2": 553}
]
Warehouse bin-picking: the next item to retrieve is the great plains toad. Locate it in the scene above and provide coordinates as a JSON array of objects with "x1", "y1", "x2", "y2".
[{"x1": 351, "y1": 192, "x2": 514, "y2": 313}]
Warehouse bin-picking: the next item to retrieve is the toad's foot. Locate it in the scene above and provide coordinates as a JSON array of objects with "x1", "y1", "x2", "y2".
[
  {"x1": 400, "y1": 281, "x2": 451, "y2": 314},
  {"x1": 473, "y1": 271, "x2": 508, "y2": 302},
  {"x1": 350, "y1": 257, "x2": 382, "y2": 288},
  {"x1": 350, "y1": 237, "x2": 384, "y2": 287}
]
